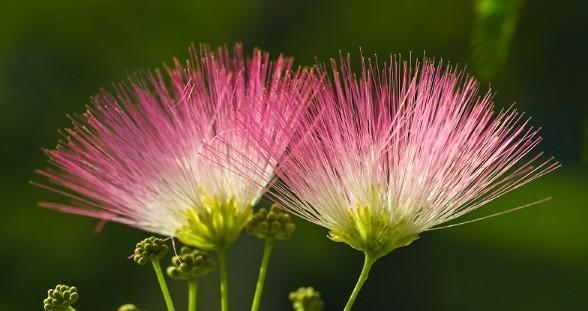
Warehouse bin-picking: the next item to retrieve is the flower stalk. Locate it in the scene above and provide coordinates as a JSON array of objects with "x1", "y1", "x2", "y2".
[
  {"x1": 133, "y1": 237, "x2": 176, "y2": 311},
  {"x1": 188, "y1": 280, "x2": 198, "y2": 311},
  {"x1": 218, "y1": 248, "x2": 230, "y2": 311},
  {"x1": 166, "y1": 245, "x2": 216, "y2": 311},
  {"x1": 250, "y1": 238, "x2": 274, "y2": 311},
  {"x1": 343, "y1": 252, "x2": 376, "y2": 311},
  {"x1": 246, "y1": 205, "x2": 296, "y2": 311},
  {"x1": 152, "y1": 260, "x2": 177, "y2": 311}
]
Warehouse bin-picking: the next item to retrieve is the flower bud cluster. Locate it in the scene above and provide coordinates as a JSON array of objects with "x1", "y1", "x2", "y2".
[
  {"x1": 118, "y1": 304, "x2": 144, "y2": 311},
  {"x1": 289, "y1": 286, "x2": 324, "y2": 311},
  {"x1": 246, "y1": 204, "x2": 296, "y2": 240},
  {"x1": 166, "y1": 246, "x2": 216, "y2": 280},
  {"x1": 43, "y1": 284, "x2": 79, "y2": 311},
  {"x1": 133, "y1": 236, "x2": 169, "y2": 265}
]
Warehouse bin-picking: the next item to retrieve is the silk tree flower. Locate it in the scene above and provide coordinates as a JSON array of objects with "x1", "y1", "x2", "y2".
[
  {"x1": 35, "y1": 44, "x2": 317, "y2": 252},
  {"x1": 243, "y1": 54, "x2": 559, "y2": 310}
]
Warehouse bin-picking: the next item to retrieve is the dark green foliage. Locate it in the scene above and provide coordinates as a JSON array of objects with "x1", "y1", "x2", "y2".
[
  {"x1": 583, "y1": 118, "x2": 588, "y2": 165},
  {"x1": 470, "y1": 0, "x2": 525, "y2": 81}
]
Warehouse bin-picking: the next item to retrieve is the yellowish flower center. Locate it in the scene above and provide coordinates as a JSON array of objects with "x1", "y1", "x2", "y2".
[
  {"x1": 176, "y1": 195, "x2": 252, "y2": 250},
  {"x1": 328, "y1": 205, "x2": 419, "y2": 259}
]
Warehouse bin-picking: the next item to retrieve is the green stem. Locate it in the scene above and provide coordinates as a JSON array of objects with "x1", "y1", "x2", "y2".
[
  {"x1": 188, "y1": 280, "x2": 198, "y2": 311},
  {"x1": 343, "y1": 252, "x2": 376, "y2": 311},
  {"x1": 67, "y1": 307, "x2": 77, "y2": 311},
  {"x1": 250, "y1": 238, "x2": 274, "y2": 311},
  {"x1": 151, "y1": 260, "x2": 177, "y2": 311},
  {"x1": 218, "y1": 248, "x2": 229, "y2": 311}
]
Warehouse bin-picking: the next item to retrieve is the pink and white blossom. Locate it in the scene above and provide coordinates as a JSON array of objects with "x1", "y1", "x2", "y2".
[
  {"x1": 245, "y1": 54, "x2": 559, "y2": 257},
  {"x1": 36, "y1": 45, "x2": 318, "y2": 249}
]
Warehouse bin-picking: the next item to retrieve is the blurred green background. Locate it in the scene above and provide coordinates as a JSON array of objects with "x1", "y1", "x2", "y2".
[{"x1": 1, "y1": 0, "x2": 587, "y2": 310}]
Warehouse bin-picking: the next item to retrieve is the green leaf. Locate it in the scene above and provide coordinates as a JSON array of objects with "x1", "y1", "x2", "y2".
[{"x1": 470, "y1": 0, "x2": 525, "y2": 81}]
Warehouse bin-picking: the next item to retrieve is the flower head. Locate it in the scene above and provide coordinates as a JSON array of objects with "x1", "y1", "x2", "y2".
[
  {"x1": 36, "y1": 44, "x2": 318, "y2": 250},
  {"x1": 251, "y1": 54, "x2": 559, "y2": 259}
]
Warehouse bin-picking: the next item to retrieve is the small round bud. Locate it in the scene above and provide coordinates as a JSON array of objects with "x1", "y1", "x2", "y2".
[
  {"x1": 246, "y1": 204, "x2": 296, "y2": 240},
  {"x1": 133, "y1": 236, "x2": 169, "y2": 265},
  {"x1": 166, "y1": 246, "x2": 216, "y2": 281},
  {"x1": 43, "y1": 284, "x2": 79, "y2": 311},
  {"x1": 289, "y1": 286, "x2": 324, "y2": 311},
  {"x1": 118, "y1": 304, "x2": 144, "y2": 311}
]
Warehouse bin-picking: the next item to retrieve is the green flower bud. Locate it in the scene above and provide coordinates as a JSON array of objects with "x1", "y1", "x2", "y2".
[
  {"x1": 133, "y1": 237, "x2": 169, "y2": 265},
  {"x1": 246, "y1": 204, "x2": 296, "y2": 240},
  {"x1": 289, "y1": 287, "x2": 324, "y2": 311},
  {"x1": 166, "y1": 246, "x2": 216, "y2": 281},
  {"x1": 43, "y1": 284, "x2": 79, "y2": 311},
  {"x1": 118, "y1": 304, "x2": 144, "y2": 311}
]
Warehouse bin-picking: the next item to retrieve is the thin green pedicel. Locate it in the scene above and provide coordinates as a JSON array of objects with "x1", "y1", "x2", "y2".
[
  {"x1": 152, "y1": 260, "x2": 177, "y2": 311},
  {"x1": 343, "y1": 252, "x2": 376, "y2": 311},
  {"x1": 250, "y1": 238, "x2": 274, "y2": 311}
]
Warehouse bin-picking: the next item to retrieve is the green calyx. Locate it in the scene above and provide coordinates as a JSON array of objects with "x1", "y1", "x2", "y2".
[
  {"x1": 328, "y1": 205, "x2": 419, "y2": 260},
  {"x1": 43, "y1": 284, "x2": 79, "y2": 311},
  {"x1": 246, "y1": 204, "x2": 296, "y2": 240},
  {"x1": 166, "y1": 246, "x2": 216, "y2": 281},
  {"x1": 176, "y1": 195, "x2": 252, "y2": 250},
  {"x1": 133, "y1": 237, "x2": 169, "y2": 265},
  {"x1": 289, "y1": 287, "x2": 324, "y2": 311},
  {"x1": 118, "y1": 304, "x2": 144, "y2": 311}
]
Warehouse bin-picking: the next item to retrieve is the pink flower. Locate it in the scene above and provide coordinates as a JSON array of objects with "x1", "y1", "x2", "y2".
[
  {"x1": 249, "y1": 54, "x2": 560, "y2": 259},
  {"x1": 36, "y1": 44, "x2": 318, "y2": 250}
]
